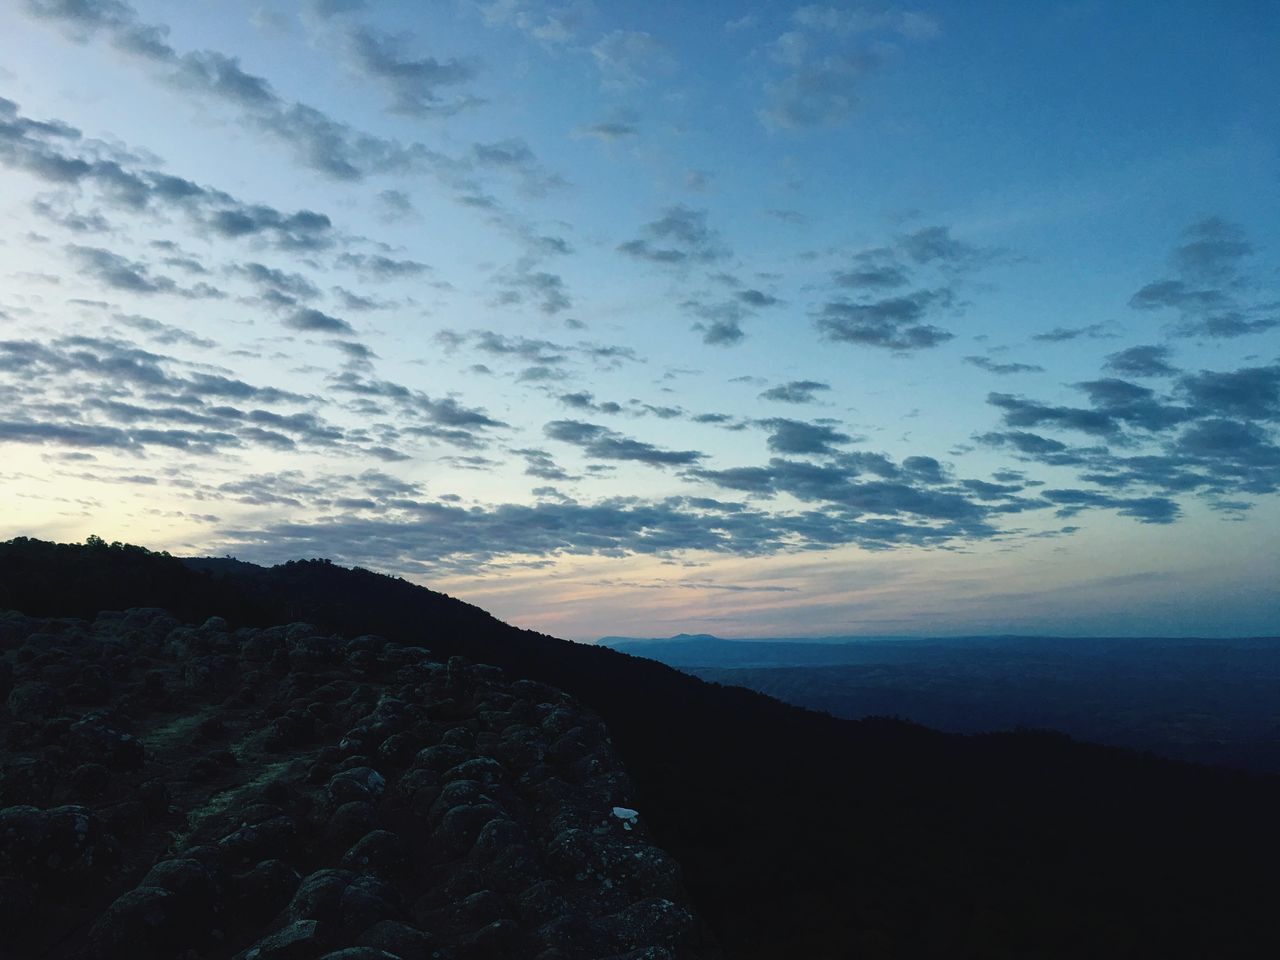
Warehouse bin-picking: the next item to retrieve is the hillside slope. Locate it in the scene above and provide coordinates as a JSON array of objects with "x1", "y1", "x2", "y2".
[
  {"x1": 1, "y1": 608, "x2": 708, "y2": 959},
  {"x1": 4, "y1": 537, "x2": 1280, "y2": 958}
]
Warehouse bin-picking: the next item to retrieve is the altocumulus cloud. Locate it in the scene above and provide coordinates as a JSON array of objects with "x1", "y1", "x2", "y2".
[
  {"x1": 813, "y1": 226, "x2": 994, "y2": 351},
  {"x1": 544, "y1": 420, "x2": 705, "y2": 468}
]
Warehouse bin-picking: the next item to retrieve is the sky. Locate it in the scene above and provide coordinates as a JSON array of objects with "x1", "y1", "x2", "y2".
[{"x1": 0, "y1": 0, "x2": 1277, "y2": 641}]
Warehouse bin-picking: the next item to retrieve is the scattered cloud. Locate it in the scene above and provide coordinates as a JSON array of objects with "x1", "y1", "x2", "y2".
[
  {"x1": 285, "y1": 307, "x2": 354, "y2": 334},
  {"x1": 814, "y1": 226, "x2": 993, "y2": 351},
  {"x1": 757, "y1": 417, "x2": 852, "y2": 455},
  {"x1": 66, "y1": 244, "x2": 224, "y2": 299},
  {"x1": 1104, "y1": 344, "x2": 1178, "y2": 378},
  {"x1": 342, "y1": 26, "x2": 482, "y2": 117},
  {"x1": 590, "y1": 30, "x2": 673, "y2": 88},
  {"x1": 545, "y1": 419, "x2": 705, "y2": 467},
  {"x1": 758, "y1": 6, "x2": 939, "y2": 130},
  {"x1": 965, "y1": 356, "x2": 1045, "y2": 375},
  {"x1": 618, "y1": 204, "x2": 729, "y2": 265},
  {"x1": 759, "y1": 380, "x2": 831, "y2": 404},
  {"x1": 1129, "y1": 218, "x2": 1277, "y2": 339},
  {"x1": 1032, "y1": 323, "x2": 1112, "y2": 342},
  {"x1": 0, "y1": 98, "x2": 337, "y2": 251}
]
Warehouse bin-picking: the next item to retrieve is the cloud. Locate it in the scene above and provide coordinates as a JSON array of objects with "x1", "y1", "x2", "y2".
[
  {"x1": 30, "y1": 198, "x2": 111, "y2": 233},
  {"x1": 335, "y1": 252, "x2": 430, "y2": 280},
  {"x1": 19, "y1": 0, "x2": 530, "y2": 221},
  {"x1": 977, "y1": 352, "x2": 1280, "y2": 512},
  {"x1": 377, "y1": 188, "x2": 413, "y2": 220},
  {"x1": 898, "y1": 225, "x2": 982, "y2": 267},
  {"x1": 557, "y1": 392, "x2": 622, "y2": 416},
  {"x1": 0, "y1": 335, "x2": 393, "y2": 459},
  {"x1": 211, "y1": 479, "x2": 1012, "y2": 574},
  {"x1": 758, "y1": 417, "x2": 851, "y2": 455},
  {"x1": 492, "y1": 265, "x2": 572, "y2": 314},
  {"x1": 235, "y1": 261, "x2": 321, "y2": 306},
  {"x1": 1178, "y1": 364, "x2": 1280, "y2": 421},
  {"x1": 437, "y1": 329, "x2": 640, "y2": 370},
  {"x1": 965, "y1": 356, "x2": 1045, "y2": 375},
  {"x1": 977, "y1": 430, "x2": 1070, "y2": 456},
  {"x1": 790, "y1": 6, "x2": 941, "y2": 40},
  {"x1": 590, "y1": 30, "x2": 672, "y2": 88},
  {"x1": 343, "y1": 26, "x2": 482, "y2": 116},
  {"x1": 66, "y1": 244, "x2": 223, "y2": 298},
  {"x1": 689, "y1": 451, "x2": 1003, "y2": 538},
  {"x1": 470, "y1": 137, "x2": 564, "y2": 196},
  {"x1": 545, "y1": 419, "x2": 704, "y2": 467},
  {"x1": 461, "y1": 330, "x2": 566, "y2": 365},
  {"x1": 684, "y1": 299, "x2": 749, "y2": 346},
  {"x1": 814, "y1": 226, "x2": 994, "y2": 350},
  {"x1": 759, "y1": 380, "x2": 831, "y2": 404},
  {"x1": 1171, "y1": 216, "x2": 1254, "y2": 282},
  {"x1": 1104, "y1": 345, "x2": 1178, "y2": 378},
  {"x1": 0, "y1": 417, "x2": 237, "y2": 454},
  {"x1": 736, "y1": 289, "x2": 781, "y2": 308},
  {"x1": 573, "y1": 120, "x2": 639, "y2": 141},
  {"x1": 1129, "y1": 218, "x2": 1277, "y2": 339},
  {"x1": 1075, "y1": 378, "x2": 1192, "y2": 432},
  {"x1": 306, "y1": 0, "x2": 366, "y2": 18},
  {"x1": 988, "y1": 393, "x2": 1118, "y2": 437},
  {"x1": 513, "y1": 446, "x2": 575, "y2": 481},
  {"x1": 815, "y1": 288, "x2": 954, "y2": 350},
  {"x1": 206, "y1": 204, "x2": 332, "y2": 249},
  {"x1": 113, "y1": 313, "x2": 216, "y2": 348},
  {"x1": 759, "y1": 35, "x2": 875, "y2": 129},
  {"x1": 1032, "y1": 323, "x2": 1112, "y2": 342},
  {"x1": 834, "y1": 263, "x2": 909, "y2": 289},
  {"x1": 618, "y1": 204, "x2": 728, "y2": 265},
  {"x1": 328, "y1": 371, "x2": 507, "y2": 432},
  {"x1": 1040, "y1": 488, "x2": 1180, "y2": 524},
  {"x1": 285, "y1": 307, "x2": 354, "y2": 334},
  {"x1": 758, "y1": 7, "x2": 938, "y2": 130},
  {"x1": 479, "y1": 0, "x2": 589, "y2": 46},
  {"x1": 0, "y1": 99, "x2": 338, "y2": 251}
]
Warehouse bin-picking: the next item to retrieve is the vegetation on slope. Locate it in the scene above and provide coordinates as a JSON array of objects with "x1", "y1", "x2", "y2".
[{"x1": 4, "y1": 537, "x2": 1279, "y2": 958}]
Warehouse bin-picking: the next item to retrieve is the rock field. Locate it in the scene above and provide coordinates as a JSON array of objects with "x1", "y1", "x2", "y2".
[{"x1": 0, "y1": 608, "x2": 710, "y2": 960}]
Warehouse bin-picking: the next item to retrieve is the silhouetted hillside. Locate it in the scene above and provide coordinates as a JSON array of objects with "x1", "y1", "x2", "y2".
[{"x1": 4, "y1": 536, "x2": 1280, "y2": 958}]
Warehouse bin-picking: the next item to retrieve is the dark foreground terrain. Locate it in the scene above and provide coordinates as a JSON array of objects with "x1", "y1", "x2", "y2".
[
  {"x1": 4, "y1": 537, "x2": 1280, "y2": 959},
  {"x1": 0, "y1": 607, "x2": 707, "y2": 959}
]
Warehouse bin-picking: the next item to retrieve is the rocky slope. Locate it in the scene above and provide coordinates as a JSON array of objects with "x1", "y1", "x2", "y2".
[
  {"x1": 0, "y1": 607, "x2": 711, "y2": 960},
  {"x1": 6, "y1": 539, "x2": 1280, "y2": 959}
]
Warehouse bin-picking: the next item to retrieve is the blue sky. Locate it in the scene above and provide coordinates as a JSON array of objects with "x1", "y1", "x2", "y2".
[{"x1": 0, "y1": 0, "x2": 1277, "y2": 639}]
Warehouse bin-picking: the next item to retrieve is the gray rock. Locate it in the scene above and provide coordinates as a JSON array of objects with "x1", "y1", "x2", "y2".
[
  {"x1": 338, "y1": 873, "x2": 399, "y2": 930},
  {"x1": 7, "y1": 681, "x2": 64, "y2": 718},
  {"x1": 451, "y1": 918, "x2": 525, "y2": 960},
  {"x1": 341, "y1": 829, "x2": 406, "y2": 877},
  {"x1": 357, "y1": 919, "x2": 436, "y2": 957},
  {"x1": 437, "y1": 802, "x2": 504, "y2": 855},
  {"x1": 287, "y1": 868, "x2": 356, "y2": 922},
  {"x1": 219, "y1": 815, "x2": 298, "y2": 865},
  {"x1": 87, "y1": 886, "x2": 180, "y2": 958},
  {"x1": 326, "y1": 801, "x2": 377, "y2": 847},
  {"x1": 239, "y1": 919, "x2": 328, "y2": 960},
  {"x1": 328, "y1": 767, "x2": 386, "y2": 804},
  {"x1": 411, "y1": 743, "x2": 471, "y2": 773},
  {"x1": 234, "y1": 858, "x2": 301, "y2": 924}
]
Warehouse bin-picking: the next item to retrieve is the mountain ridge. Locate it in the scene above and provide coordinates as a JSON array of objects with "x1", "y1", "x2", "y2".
[{"x1": 4, "y1": 537, "x2": 1280, "y2": 958}]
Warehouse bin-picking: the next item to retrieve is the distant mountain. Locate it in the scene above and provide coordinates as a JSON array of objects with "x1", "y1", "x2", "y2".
[
  {"x1": 601, "y1": 632, "x2": 1280, "y2": 775},
  {"x1": 599, "y1": 633, "x2": 936, "y2": 668},
  {"x1": 5, "y1": 537, "x2": 1280, "y2": 958}
]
